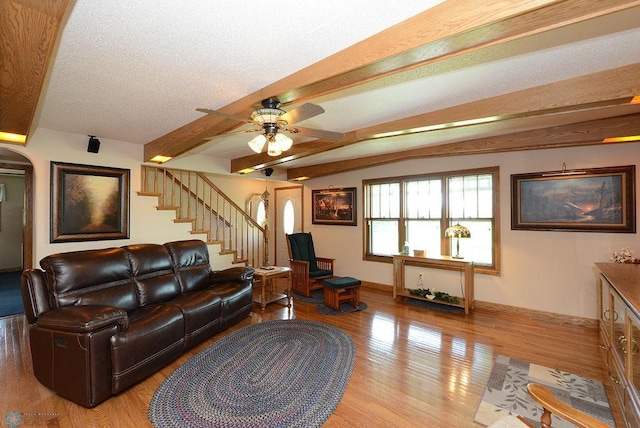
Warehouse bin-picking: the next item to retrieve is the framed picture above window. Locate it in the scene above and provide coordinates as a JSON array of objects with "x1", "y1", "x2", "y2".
[
  {"x1": 312, "y1": 187, "x2": 357, "y2": 226},
  {"x1": 511, "y1": 165, "x2": 635, "y2": 233},
  {"x1": 50, "y1": 161, "x2": 130, "y2": 242}
]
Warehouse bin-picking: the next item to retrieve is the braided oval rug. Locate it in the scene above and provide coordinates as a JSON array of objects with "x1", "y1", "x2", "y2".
[{"x1": 148, "y1": 319, "x2": 355, "y2": 428}]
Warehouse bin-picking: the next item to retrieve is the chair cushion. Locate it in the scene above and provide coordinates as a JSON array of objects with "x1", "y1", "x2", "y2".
[
  {"x1": 323, "y1": 277, "x2": 361, "y2": 288},
  {"x1": 310, "y1": 269, "x2": 333, "y2": 278},
  {"x1": 287, "y1": 233, "x2": 319, "y2": 271}
]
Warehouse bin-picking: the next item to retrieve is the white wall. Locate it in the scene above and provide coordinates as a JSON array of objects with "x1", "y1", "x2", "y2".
[
  {"x1": 7, "y1": 128, "x2": 275, "y2": 270},
  {"x1": 8, "y1": 127, "x2": 638, "y2": 318},
  {"x1": 302, "y1": 143, "x2": 640, "y2": 319}
]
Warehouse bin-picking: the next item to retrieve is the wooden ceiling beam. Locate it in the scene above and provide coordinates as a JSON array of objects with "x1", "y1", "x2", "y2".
[
  {"x1": 228, "y1": 0, "x2": 640, "y2": 173},
  {"x1": 231, "y1": 63, "x2": 640, "y2": 173},
  {"x1": 0, "y1": 0, "x2": 70, "y2": 142},
  {"x1": 285, "y1": 112, "x2": 640, "y2": 180},
  {"x1": 145, "y1": 0, "x2": 615, "y2": 162}
]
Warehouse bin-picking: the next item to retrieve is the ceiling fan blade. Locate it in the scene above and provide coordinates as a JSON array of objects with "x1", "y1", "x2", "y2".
[
  {"x1": 288, "y1": 126, "x2": 343, "y2": 140},
  {"x1": 279, "y1": 103, "x2": 325, "y2": 125},
  {"x1": 196, "y1": 108, "x2": 252, "y2": 124},
  {"x1": 204, "y1": 128, "x2": 260, "y2": 141}
]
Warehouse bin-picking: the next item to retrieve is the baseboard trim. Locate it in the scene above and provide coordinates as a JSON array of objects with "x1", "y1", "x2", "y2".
[{"x1": 361, "y1": 280, "x2": 597, "y2": 328}]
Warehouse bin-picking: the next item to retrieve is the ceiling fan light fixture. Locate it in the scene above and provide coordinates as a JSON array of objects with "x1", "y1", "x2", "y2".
[
  {"x1": 251, "y1": 108, "x2": 286, "y2": 126},
  {"x1": 248, "y1": 134, "x2": 267, "y2": 153},
  {"x1": 274, "y1": 132, "x2": 293, "y2": 151},
  {"x1": 266, "y1": 136, "x2": 283, "y2": 157}
]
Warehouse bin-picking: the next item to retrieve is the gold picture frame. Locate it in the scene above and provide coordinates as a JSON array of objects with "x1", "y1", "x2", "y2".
[
  {"x1": 312, "y1": 187, "x2": 357, "y2": 226},
  {"x1": 511, "y1": 165, "x2": 635, "y2": 233},
  {"x1": 50, "y1": 161, "x2": 130, "y2": 242}
]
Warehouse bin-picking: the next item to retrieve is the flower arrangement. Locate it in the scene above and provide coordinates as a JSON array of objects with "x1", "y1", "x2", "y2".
[{"x1": 611, "y1": 247, "x2": 640, "y2": 264}]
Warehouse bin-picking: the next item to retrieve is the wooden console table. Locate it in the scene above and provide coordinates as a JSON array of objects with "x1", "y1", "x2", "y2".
[{"x1": 392, "y1": 255, "x2": 474, "y2": 314}]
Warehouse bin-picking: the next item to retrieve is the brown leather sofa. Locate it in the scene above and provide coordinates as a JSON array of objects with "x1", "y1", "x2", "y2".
[{"x1": 21, "y1": 239, "x2": 253, "y2": 407}]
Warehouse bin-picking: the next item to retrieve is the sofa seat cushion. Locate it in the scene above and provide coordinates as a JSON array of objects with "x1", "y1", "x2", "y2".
[
  {"x1": 209, "y1": 281, "x2": 253, "y2": 329},
  {"x1": 169, "y1": 291, "x2": 222, "y2": 348},
  {"x1": 110, "y1": 304, "x2": 184, "y2": 393}
]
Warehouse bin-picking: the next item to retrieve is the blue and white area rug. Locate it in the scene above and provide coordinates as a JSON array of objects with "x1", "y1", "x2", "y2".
[
  {"x1": 149, "y1": 319, "x2": 355, "y2": 428},
  {"x1": 474, "y1": 355, "x2": 614, "y2": 427}
]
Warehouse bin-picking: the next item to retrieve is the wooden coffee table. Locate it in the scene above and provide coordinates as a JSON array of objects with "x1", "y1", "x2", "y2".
[{"x1": 252, "y1": 266, "x2": 292, "y2": 310}]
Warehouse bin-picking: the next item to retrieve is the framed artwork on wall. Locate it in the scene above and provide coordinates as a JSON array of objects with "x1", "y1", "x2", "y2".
[
  {"x1": 312, "y1": 187, "x2": 357, "y2": 226},
  {"x1": 511, "y1": 165, "x2": 635, "y2": 233},
  {"x1": 50, "y1": 161, "x2": 130, "y2": 242}
]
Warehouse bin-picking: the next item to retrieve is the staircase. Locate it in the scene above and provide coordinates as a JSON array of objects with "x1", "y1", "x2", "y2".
[{"x1": 139, "y1": 165, "x2": 267, "y2": 267}]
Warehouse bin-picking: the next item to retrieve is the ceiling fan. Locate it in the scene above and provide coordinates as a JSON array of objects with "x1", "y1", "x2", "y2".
[{"x1": 197, "y1": 97, "x2": 344, "y2": 156}]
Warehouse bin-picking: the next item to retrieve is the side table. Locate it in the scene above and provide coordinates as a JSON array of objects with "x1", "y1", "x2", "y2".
[{"x1": 252, "y1": 266, "x2": 292, "y2": 310}]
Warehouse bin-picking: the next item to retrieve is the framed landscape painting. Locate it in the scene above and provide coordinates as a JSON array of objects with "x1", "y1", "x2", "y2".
[
  {"x1": 51, "y1": 162, "x2": 130, "y2": 242},
  {"x1": 312, "y1": 187, "x2": 357, "y2": 226},
  {"x1": 511, "y1": 165, "x2": 635, "y2": 232}
]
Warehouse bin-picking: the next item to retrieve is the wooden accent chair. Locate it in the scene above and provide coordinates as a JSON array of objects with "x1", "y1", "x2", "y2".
[
  {"x1": 526, "y1": 383, "x2": 609, "y2": 428},
  {"x1": 489, "y1": 383, "x2": 610, "y2": 428},
  {"x1": 286, "y1": 233, "x2": 334, "y2": 297}
]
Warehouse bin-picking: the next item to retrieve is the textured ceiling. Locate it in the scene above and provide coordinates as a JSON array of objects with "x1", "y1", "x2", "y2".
[
  {"x1": 5, "y1": 1, "x2": 640, "y2": 179},
  {"x1": 36, "y1": 1, "x2": 440, "y2": 145}
]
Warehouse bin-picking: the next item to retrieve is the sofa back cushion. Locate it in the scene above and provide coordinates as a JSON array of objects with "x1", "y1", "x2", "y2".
[
  {"x1": 164, "y1": 240, "x2": 212, "y2": 293},
  {"x1": 40, "y1": 247, "x2": 137, "y2": 311},
  {"x1": 125, "y1": 243, "x2": 181, "y2": 306}
]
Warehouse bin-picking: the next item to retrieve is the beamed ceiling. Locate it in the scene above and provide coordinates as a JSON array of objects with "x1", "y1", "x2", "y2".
[{"x1": 2, "y1": 0, "x2": 640, "y2": 180}]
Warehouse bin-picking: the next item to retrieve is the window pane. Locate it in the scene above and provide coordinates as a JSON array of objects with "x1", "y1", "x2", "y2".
[
  {"x1": 370, "y1": 220, "x2": 398, "y2": 255},
  {"x1": 478, "y1": 174, "x2": 493, "y2": 217},
  {"x1": 406, "y1": 179, "x2": 441, "y2": 219},
  {"x1": 368, "y1": 182, "x2": 400, "y2": 218},
  {"x1": 406, "y1": 220, "x2": 441, "y2": 256},
  {"x1": 448, "y1": 176, "x2": 463, "y2": 218},
  {"x1": 463, "y1": 176, "x2": 478, "y2": 218},
  {"x1": 283, "y1": 200, "x2": 294, "y2": 235},
  {"x1": 256, "y1": 200, "x2": 266, "y2": 227},
  {"x1": 447, "y1": 220, "x2": 493, "y2": 265}
]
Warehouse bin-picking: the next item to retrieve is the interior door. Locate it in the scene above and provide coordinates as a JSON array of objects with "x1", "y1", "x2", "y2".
[{"x1": 275, "y1": 186, "x2": 303, "y2": 267}]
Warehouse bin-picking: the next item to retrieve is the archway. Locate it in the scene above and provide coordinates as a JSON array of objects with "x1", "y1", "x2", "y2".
[{"x1": 0, "y1": 148, "x2": 34, "y2": 269}]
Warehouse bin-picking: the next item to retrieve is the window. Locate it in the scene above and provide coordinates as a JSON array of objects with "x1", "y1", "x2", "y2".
[
  {"x1": 364, "y1": 167, "x2": 500, "y2": 275},
  {"x1": 283, "y1": 199, "x2": 295, "y2": 235},
  {"x1": 256, "y1": 200, "x2": 266, "y2": 227}
]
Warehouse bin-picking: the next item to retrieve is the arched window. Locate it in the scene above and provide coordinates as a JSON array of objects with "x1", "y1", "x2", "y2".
[
  {"x1": 246, "y1": 194, "x2": 268, "y2": 228},
  {"x1": 283, "y1": 200, "x2": 294, "y2": 234},
  {"x1": 256, "y1": 200, "x2": 266, "y2": 227}
]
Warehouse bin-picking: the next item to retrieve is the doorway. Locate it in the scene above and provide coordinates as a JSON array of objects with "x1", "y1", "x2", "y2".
[
  {"x1": 0, "y1": 151, "x2": 34, "y2": 270},
  {"x1": 274, "y1": 186, "x2": 303, "y2": 267}
]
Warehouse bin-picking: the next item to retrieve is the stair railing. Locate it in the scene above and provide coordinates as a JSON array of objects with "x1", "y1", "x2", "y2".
[{"x1": 140, "y1": 165, "x2": 267, "y2": 267}]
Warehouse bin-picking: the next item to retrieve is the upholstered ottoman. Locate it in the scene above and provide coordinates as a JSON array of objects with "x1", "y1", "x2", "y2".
[{"x1": 322, "y1": 277, "x2": 361, "y2": 311}]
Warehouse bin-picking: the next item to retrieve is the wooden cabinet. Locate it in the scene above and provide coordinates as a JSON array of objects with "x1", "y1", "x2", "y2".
[
  {"x1": 393, "y1": 255, "x2": 474, "y2": 314},
  {"x1": 596, "y1": 263, "x2": 640, "y2": 428}
]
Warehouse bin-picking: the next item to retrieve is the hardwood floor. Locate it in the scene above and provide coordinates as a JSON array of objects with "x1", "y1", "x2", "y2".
[{"x1": 0, "y1": 284, "x2": 624, "y2": 427}]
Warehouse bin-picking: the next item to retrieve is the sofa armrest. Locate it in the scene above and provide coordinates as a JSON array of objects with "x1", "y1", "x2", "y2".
[
  {"x1": 36, "y1": 305, "x2": 129, "y2": 333},
  {"x1": 210, "y1": 266, "x2": 254, "y2": 284},
  {"x1": 21, "y1": 269, "x2": 52, "y2": 324}
]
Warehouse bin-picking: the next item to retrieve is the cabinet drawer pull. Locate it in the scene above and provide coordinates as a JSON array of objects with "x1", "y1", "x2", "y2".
[
  {"x1": 603, "y1": 309, "x2": 611, "y2": 321},
  {"x1": 611, "y1": 375, "x2": 620, "y2": 384},
  {"x1": 632, "y1": 338, "x2": 639, "y2": 356},
  {"x1": 619, "y1": 336, "x2": 628, "y2": 354},
  {"x1": 613, "y1": 310, "x2": 619, "y2": 321},
  {"x1": 599, "y1": 343, "x2": 608, "y2": 350}
]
